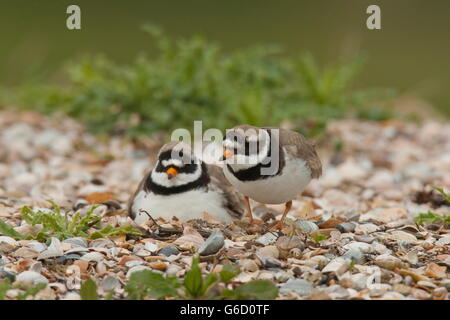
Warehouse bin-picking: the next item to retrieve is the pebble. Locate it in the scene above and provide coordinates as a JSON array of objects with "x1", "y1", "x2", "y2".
[
  {"x1": 101, "y1": 275, "x2": 120, "y2": 291},
  {"x1": 322, "y1": 257, "x2": 349, "y2": 275},
  {"x1": 166, "y1": 264, "x2": 182, "y2": 276},
  {"x1": 354, "y1": 234, "x2": 376, "y2": 243},
  {"x1": 280, "y1": 279, "x2": 313, "y2": 296},
  {"x1": 255, "y1": 232, "x2": 278, "y2": 245},
  {"x1": 295, "y1": 220, "x2": 319, "y2": 233},
  {"x1": 275, "y1": 236, "x2": 305, "y2": 251},
  {"x1": 198, "y1": 229, "x2": 224, "y2": 256},
  {"x1": 257, "y1": 255, "x2": 283, "y2": 269},
  {"x1": 342, "y1": 249, "x2": 366, "y2": 264},
  {"x1": 374, "y1": 254, "x2": 407, "y2": 270},
  {"x1": 159, "y1": 246, "x2": 180, "y2": 257},
  {"x1": 388, "y1": 230, "x2": 417, "y2": 243},
  {"x1": 63, "y1": 237, "x2": 88, "y2": 248},
  {"x1": 239, "y1": 259, "x2": 259, "y2": 272},
  {"x1": 336, "y1": 222, "x2": 356, "y2": 233},
  {"x1": 256, "y1": 245, "x2": 279, "y2": 259},
  {"x1": 16, "y1": 271, "x2": 48, "y2": 285},
  {"x1": 342, "y1": 242, "x2": 374, "y2": 254},
  {"x1": 126, "y1": 266, "x2": 151, "y2": 279},
  {"x1": 80, "y1": 252, "x2": 105, "y2": 262},
  {"x1": 355, "y1": 223, "x2": 379, "y2": 234},
  {"x1": 37, "y1": 237, "x2": 64, "y2": 260}
]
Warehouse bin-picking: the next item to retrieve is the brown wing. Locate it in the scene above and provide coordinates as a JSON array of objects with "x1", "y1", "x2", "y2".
[
  {"x1": 127, "y1": 169, "x2": 151, "y2": 219},
  {"x1": 271, "y1": 128, "x2": 322, "y2": 179},
  {"x1": 207, "y1": 164, "x2": 246, "y2": 220}
]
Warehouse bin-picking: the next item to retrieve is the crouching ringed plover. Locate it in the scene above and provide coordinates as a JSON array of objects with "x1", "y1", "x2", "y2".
[
  {"x1": 128, "y1": 141, "x2": 245, "y2": 224},
  {"x1": 222, "y1": 125, "x2": 322, "y2": 229}
]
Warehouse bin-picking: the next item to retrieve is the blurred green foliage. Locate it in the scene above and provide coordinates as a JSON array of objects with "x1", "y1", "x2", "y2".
[{"x1": 0, "y1": 25, "x2": 395, "y2": 137}]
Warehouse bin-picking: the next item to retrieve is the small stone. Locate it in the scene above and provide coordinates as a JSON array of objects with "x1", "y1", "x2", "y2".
[
  {"x1": 342, "y1": 242, "x2": 374, "y2": 254},
  {"x1": 144, "y1": 242, "x2": 158, "y2": 253},
  {"x1": 166, "y1": 264, "x2": 182, "y2": 276},
  {"x1": 80, "y1": 252, "x2": 104, "y2": 262},
  {"x1": 256, "y1": 245, "x2": 279, "y2": 259},
  {"x1": 322, "y1": 257, "x2": 349, "y2": 275},
  {"x1": 37, "y1": 237, "x2": 64, "y2": 260},
  {"x1": 0, "y1": 236, "x2": 17, "y2": 245},
  {"x1": 411, "y1": 288, "x2": 432, "y2": 300},
  {"x1": 432, "y1": 287, "x2": 448, "y2": 300},
  {"x1": 336, "y1": 222, "x2": 356, "y2": 233},
  {"x1": 276, "y1": 236, "x2": 305, "y2": 251},
  {"x1": 382, "y1": 292, "x2": 405, "y2": 300},
  {"x1": 12, "y1": 247, "x2": 39, "y2": 259},
  {"x1": 63, "y1": 237, "x2": 88, "y2": 248},
  {"x1": 257, "y1": 255, "x2": 283, "y2": 269},
  {"x1": 389, "y1": 230, "x2": 417, "y2": 243},
  {"x1": 295, "y1": 220, "x2": 319, "y2": 233},
  {"x1": 159, "y1": 246, "x2": 180, "y2": 257},
  {"x1": 393, "y1": 283, "x2": 412, "y2": 295},
  {"x1": 354, "y1": 235, "x2": 376, "y2": 243},
  {"x1": 342, "y1": 249, "x2": 365, "y2": 264},
  {"x1": 198, "y1": 229, "x2": 224, "y2": 256},
  {"x1": 255, "y1": 232, "x2": 278, "y2": 245},
  {"x1": 374, "y1": 254, "x2": 407, "y2": 270},
  {"x1": 126, "y1": 266, "x2": 151, "y2": 279},
  {"x1": 16, "y1": 271, "x2": 48, "y2": 285},
  {"x1": 101, "y1": 275, "x2": 120, "y2": 291},
  {"x1": 436, "y1": 235, "x2": 450, "y2": 246},
  {"x1": 280, "y1": 279, "x2": 313, "y2": 296},
  {"x1": 239, "y1": 259, "x2": 259, "y2": 272},
  {"x1": 355, "y1": 223, "x2": 379, "y2": 234}
]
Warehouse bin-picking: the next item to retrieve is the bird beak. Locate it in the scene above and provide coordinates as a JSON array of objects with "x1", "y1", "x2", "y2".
[
  {"x1": 222, "y1": 149, "x2": 234, "y2": 161},
  {"x1": 166, "y1": 167, "x2": 178, "y2": 179}
]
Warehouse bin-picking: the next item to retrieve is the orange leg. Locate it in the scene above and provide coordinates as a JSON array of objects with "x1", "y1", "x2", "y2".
[
  {"x1": 271, "y1": 200, "x2": 292, "y2": 230},
  {"x1": 244, "y1": 196, "x2": 254, "y2": 223}
]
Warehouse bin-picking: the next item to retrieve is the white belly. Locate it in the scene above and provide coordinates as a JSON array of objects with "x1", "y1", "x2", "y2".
[
  {"x1": 224, "y1": 153, "x2": 312, "y2": 204},
  {"x1": 131, "y1": 189, "x2": 232, "y2": 224}
]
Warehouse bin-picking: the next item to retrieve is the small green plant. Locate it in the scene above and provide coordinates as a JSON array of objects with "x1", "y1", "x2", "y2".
[
  {"x1": 80, "y1": 256, "x2": 279, "y2": 300},
  {"x1": 415, "y1": 211, "x2": 450, "y2": 227},
  {"x1": 414, "y1": 186, "x2": 450, "y2": 227},
  {"x1": 0, "y1": 201, "x2": 142, "y2": 242},
  {"x1": 80, "y1": 278, "x2": 99, "y2": 300},
  {"x1": 1, "y1": 24, "x2": 394, "y2": 138},
  {"x1": 311, "y1": 231, "x2": 329, "y2": 245},
  {"x1": 0, "y1": 279, "x2": 47, "y2": 300},
  {"x1": 433, "y1": 186, "x2": 450, "y2": 203}
]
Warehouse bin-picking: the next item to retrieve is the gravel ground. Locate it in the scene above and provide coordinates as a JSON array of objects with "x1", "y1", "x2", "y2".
[{"x1": 0, "y1": 110, "x2": 449, "y2": 300}]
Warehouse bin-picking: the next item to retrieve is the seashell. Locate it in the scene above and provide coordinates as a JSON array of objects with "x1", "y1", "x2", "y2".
[
  {"x1": 15, "y1": 271, "x2": 48, "y2": 285},
  {"x1": 80, "y1": 252, "x2": 105, "y2": 262},
  {"x1": 38, "y1": 237, "x2": 64, "y2": 260}
]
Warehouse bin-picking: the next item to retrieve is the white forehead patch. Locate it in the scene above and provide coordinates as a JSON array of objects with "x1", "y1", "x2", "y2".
[{"x1": 161, "y1": 159, "x2": 183, "y2": 167}]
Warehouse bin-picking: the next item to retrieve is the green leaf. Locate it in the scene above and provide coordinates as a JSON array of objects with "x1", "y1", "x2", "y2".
[
  {"x1": 16, "y1": 283, "x2": 47, "y2": 300},
  {"x1": 126, "y1": 270, "x2": 179, "y2": 299},
  {"x1": 0, "y1": 219, "x2": 23, "y2": 240},
  {"x1": 234, "y1": 280, "x2": 279, "y2": 300},
  {"x1": 433, "y1": 186, "x2": 450, "y2": 202},
  {"x1": 80, "y1": 278, "x2": 99, "y2": 300},
  {"x1": 184, "y1": 257, "x2": 204, "y2": 298},
  {"x1": 219, "y1": 263, "x2": 241, "y2": 283},
  {"x1": 0, "y1": 279, "x2": 11, "y2": 300}
]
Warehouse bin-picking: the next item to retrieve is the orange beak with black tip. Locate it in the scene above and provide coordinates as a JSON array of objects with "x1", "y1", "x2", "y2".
[{"x1": 166, "y1": 167, "x2": 178, "y2": 179}]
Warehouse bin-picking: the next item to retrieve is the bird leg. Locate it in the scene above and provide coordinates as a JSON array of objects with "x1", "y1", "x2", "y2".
[
  {"x1": 244, "y1": 196, "x2": 254, "y2": 223},
  {"x1": 271, "y1": 200, "x2": 292, "y2": 230}
]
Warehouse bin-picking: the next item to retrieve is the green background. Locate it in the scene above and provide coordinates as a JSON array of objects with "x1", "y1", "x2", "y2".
[{"x1": 0, "y1": 0, "x2": 449, "y2": 112}]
